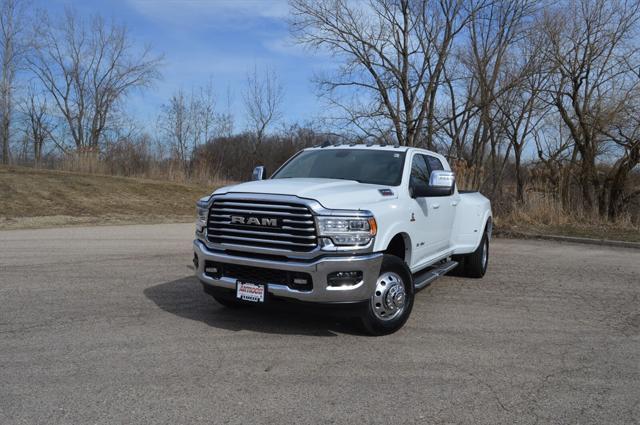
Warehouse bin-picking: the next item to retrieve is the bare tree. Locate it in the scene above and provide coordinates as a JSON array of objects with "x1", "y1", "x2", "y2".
[
  {"x1": 495, "y1": 24, "x2": 549, "y2": 201},
  {"x1": 598, "y1": 92, "x2": 640, "y2": 220},
  {"x1": 0, "y1": 0, "x2": 28, "y2": 165},
  {"x1": 158, "y1": 82, "x2": 218, "y2": 176},
  {"x1": 290, "y1": 0, "x2": 485, "y2": 147},
  {"x1": 540, "y1": 0, "x2": 640, "y2": 218},
  {"x1": 532, "y1": 114, "x2": 581, "y2": 209},
  {"x1": 159, "y1": 89, "x2": 192, "y2": 175},
  {"x1": 458, "y1": 0, "x2": 539, "y2": 192},
  {"x1": 19, "y1": 86, "x2": 55, "y2": 167},
  {"x1": 243, "y1": 65, "x2": 284, "y2": 155},
  {"x1": 197, "y1": 79, "x2": 217, "y2": 144},
  {"x1": 216, "y1": 85, "x2": 235, "y2": 138},
  {"x1": 498, "y1": 73, "x2": 547, "y2": 202},
  {"x1": 27, "y1": 9, "x2": 162, "y2": 157}
]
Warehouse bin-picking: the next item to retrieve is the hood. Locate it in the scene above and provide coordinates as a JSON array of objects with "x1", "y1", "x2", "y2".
[{"x1": 213, "y1": 178, "x2": 398, "y2": 210}]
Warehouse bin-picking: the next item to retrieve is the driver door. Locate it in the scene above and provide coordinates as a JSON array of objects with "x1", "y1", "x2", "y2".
[
  {"x1": 408, "y1": 154, "x2": 453, "y2": 261},
  {"x1": 425, "y1": 154, "x2": 456, "y2": 252}
]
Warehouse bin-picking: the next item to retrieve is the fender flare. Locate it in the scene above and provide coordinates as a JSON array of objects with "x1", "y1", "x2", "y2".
[{"x1": 376, "y1": 226, "x2": 413, "y2": 265}]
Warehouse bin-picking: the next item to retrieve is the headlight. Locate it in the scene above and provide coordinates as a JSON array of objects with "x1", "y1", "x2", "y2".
[
  {"x1": 196, "y1": 196, "x2": 210, "y2": 232},
  {"x1": 316, "y1": 216, "x2": 377, "y2": 246}
]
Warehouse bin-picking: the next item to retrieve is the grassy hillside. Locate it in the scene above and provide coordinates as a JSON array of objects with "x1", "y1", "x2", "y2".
[
  {"x1": 0, "y1": 166, "x2": 219, "y2": 230},
  {"x1": 1, "y1": 165, "x2": 638, "y2": 242}
]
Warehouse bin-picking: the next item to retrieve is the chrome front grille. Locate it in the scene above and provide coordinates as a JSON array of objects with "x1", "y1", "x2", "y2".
[{"x1": 207, "y1": 199, "x2": 318, "y2": 252}]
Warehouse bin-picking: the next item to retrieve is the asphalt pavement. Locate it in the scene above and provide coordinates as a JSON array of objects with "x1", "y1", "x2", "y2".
[{"x1": 1, "y1": 224, "x2": 639, "y2": 424}]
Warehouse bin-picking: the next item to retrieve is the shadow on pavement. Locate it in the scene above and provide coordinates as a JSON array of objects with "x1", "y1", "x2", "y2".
[{"x1": 144, "y1": 276, "x2": 363, "y2": 337}]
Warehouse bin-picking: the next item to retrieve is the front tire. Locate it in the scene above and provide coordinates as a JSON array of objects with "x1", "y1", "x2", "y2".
[{"x1": 360, "y1": 255, "x2": 414, "y2": 336}]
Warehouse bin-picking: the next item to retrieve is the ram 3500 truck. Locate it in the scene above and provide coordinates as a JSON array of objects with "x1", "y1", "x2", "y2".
[{"x1": 193, "y1": 144, "x2": 492, "y2": 335}]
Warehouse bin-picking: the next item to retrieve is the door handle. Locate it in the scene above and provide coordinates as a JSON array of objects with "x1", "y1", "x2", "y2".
[
  {"x1": 432, "y1": 203, "x2": 440, "y2": 209},
  {"x1": 451, "y1": 200, "x2": 459, "y2": 206}
]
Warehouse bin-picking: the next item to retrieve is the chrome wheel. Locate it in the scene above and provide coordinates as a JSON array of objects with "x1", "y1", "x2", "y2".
[{"x1": 371, "y1": 272, "x2": 407, "y2": 321}]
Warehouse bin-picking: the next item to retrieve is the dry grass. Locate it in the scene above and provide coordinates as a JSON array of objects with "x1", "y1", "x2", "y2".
[
  {"x1": 2, "y1": 165, "x2": 639, "y2": 242},
  {"x1": 449, "y1": 161, "x2": 640, "y2": 242},
  {"x1": 0, "y1": 166, "x2": 228, "y2": 230},
  {"x1": 496, "y1": 191, "x2": 640, "y2": 242}
]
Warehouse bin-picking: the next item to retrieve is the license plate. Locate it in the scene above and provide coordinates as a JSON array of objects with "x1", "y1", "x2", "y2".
[{"x1": 236, "y1": 281, "x2": 266, "y2": 303}]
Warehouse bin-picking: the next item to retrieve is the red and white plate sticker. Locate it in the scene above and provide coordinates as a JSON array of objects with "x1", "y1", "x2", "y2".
[{"x1": 236, "y1": 281, "x2": 265, "y2": 303}]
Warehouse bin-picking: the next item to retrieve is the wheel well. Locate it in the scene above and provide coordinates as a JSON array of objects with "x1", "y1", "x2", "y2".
[{"x1": 384, "y1": 233, "x2": 410, "y2": 264}]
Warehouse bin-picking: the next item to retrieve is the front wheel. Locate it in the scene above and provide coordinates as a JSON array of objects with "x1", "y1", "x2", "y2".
[{"x1": 360, "y1": 255, "x2": 414, "y2": 336}]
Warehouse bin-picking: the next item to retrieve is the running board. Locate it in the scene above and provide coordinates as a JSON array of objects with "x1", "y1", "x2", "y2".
[{"x1": 413, "y1": 260, "x2": 458, "y2": 291}]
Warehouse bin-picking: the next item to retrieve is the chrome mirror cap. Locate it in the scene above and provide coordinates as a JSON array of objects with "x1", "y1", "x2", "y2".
[
  {"x1": 252, "y1": 166, "x2": 266, "y2": 181},
  {"x1": 429, "y1": 170, "x2": 455, "y2": 189}
]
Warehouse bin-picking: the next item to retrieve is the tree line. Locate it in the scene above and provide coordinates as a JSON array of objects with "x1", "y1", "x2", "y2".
[{"x1": 2, "y1": 0, "x2": 639, "y2": 223}]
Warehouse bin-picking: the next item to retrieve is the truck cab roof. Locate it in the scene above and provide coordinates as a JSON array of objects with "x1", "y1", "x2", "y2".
[{"x1": 303, "y1": 144, "x2": 447, "y2": 163}]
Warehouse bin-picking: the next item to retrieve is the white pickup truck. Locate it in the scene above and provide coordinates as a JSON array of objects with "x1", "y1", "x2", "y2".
[{"x1": 193, "y1": 144, "x2": 492, "y2": 335}]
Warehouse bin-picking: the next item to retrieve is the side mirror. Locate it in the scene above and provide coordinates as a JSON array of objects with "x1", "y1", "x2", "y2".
[
  {"x1": 411, "y1": 170, "x2": 455, "y2": 198},
  {"x1": 252, "y1": 166, "x2": 266, "y2": 181}
]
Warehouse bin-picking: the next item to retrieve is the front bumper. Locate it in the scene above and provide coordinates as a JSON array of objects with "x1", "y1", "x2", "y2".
[{"x1": 193, "y1": 239, "x2": 383, "y2": 303}]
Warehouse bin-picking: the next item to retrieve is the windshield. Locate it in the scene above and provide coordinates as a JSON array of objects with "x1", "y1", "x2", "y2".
[{"x1": 272, "y1": 149, "x2": 406, "y2": 186}]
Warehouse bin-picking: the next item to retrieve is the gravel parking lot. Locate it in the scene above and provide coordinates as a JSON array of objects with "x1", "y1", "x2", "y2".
[{"x1": 1, "y1": 224, "x2": 639, "y2": 424}]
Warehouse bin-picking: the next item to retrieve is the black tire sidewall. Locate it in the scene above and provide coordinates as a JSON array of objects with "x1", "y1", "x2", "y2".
[
  {"x1": 482, "y1": 236, "x2": 489, "y2": 273},
  {"x1": 464, "y1": 231, "x2": 489, "y2": 278}
]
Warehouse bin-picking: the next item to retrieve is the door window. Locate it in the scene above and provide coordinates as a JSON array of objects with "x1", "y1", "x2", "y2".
[
  {"x1": 410, "y1": 154, "x2": 430, "y2": 190},
  {"x1": 426, "y1": 155, "x2": 444, "y2": 171}
]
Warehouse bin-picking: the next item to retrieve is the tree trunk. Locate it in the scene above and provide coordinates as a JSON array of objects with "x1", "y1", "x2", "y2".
[
  {"x1": 514, "y1": 146, "x2": 524, "y2": 203},
  {"x1": 34, "y1": 139, "x2": 41, "y2": 168},
  {"x1": 0, "y1": 129, "x2": 7, "y2": 164},
  {"x1": 0, "y1": 81, "x2": 9, "y2": 165},
  {"x1": 608, "y1": 181, "x2": 624, "y2": 221},
  {"x1": 579, "y1": 151, "x2": 597, "y2": 215},
  {"x1": 607, "y1": 146, "x2": 640, "y2": 221}
]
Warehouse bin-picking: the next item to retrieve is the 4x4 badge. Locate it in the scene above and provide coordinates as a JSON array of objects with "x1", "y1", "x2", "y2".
[{"x1": 410, "y1": 212, "x2": 416, "y2": 222}]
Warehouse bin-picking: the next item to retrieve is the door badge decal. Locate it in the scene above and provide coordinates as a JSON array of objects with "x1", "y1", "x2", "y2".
[{"x1": 410, "y1": 212, "x2": 416, "y2": 222}]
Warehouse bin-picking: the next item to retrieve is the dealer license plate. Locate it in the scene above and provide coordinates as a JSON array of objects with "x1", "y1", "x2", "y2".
[{"x1": 236, "y1": 281, "x2": 266, "y2": 303}]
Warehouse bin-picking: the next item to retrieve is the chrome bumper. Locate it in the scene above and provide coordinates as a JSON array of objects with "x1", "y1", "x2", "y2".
[{"x1": 193, "y1": 239, "x2": 383, "y2": 303}]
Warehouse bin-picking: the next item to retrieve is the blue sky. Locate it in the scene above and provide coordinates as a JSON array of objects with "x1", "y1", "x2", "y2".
[{"x1": 34, "y1": 0, "x2": 327, "y2": 131}]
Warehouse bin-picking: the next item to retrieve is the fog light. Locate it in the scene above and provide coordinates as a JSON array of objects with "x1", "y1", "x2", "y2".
[
  {"x1": 327, "y1": 271, "x2": 363, "y2": 287},
  {"x1": 193, "y1": 253, "x2": 199, "y2": 269},
  {"x1": 289, "y1": 273, "x2": 312, "y2": 290},
  {"x1": 204, "y1": 262, "x2": 221, "y2": 278}
]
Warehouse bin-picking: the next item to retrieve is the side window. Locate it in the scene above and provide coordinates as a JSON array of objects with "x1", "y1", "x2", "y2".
[
  {"x1": 410, "y1": 155, "x2": 430, "y2": 187},
  {"x1": 426, "y1": 155, "x2": 444, "y2": 172}
]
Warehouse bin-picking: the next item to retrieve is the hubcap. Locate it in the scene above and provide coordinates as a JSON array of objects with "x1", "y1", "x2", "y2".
[{"x1": 371, "y1": 272, "x2": 407, "y2": 321}]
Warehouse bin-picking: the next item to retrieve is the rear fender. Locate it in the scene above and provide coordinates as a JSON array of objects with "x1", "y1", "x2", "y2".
[{"x1": 451, "y1": 202, "x2": 492, "y2": 255}]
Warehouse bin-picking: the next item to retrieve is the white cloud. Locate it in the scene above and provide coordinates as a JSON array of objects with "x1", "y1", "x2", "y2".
[
  {"x1": 263, "y1": 35, "x2": 306, "y2": 56},
  {"x1": 128, "y1": 0, "x2": 290, "y2": 26}
]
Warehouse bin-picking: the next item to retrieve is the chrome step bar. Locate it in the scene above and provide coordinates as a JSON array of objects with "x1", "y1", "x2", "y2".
[{"x1": 413, "y1": 260, "x2": 458, "y2": 291}]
